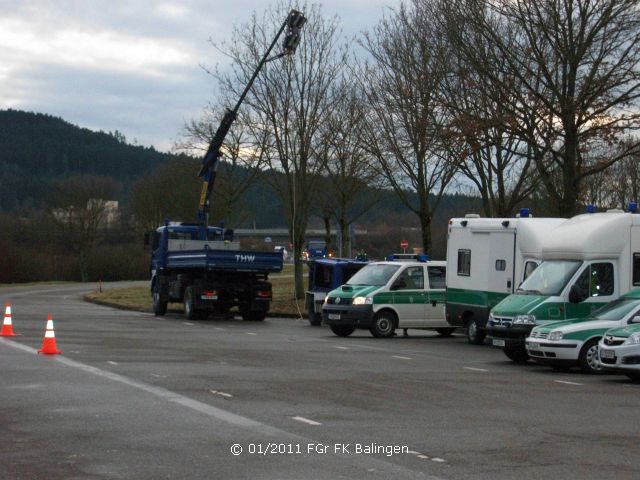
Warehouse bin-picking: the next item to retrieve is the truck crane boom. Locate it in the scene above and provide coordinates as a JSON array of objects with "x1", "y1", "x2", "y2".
[{"x1": 196, "y1": 9, "x2": 307, "y2": 233}]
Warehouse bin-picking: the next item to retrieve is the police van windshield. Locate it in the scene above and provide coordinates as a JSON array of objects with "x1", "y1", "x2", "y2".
[
  {"x1": 590, "y1": 297, "x2": 640, "y2": 322},
  {"x1": 517, "y1": 260, "x2": 581, "y2": 296},
  {"x1": 347, "y1": 264, "x2": 401, "y2": 287}
]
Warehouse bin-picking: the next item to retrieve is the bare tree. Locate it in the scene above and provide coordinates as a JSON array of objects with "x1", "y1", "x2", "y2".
[
  {"x1": 443, "y1": 0, "x2": 640, "y2": 215},
  {"x1": 47, "y1": 175, "x2": 119, "y2": 282},
  {"x1": 213, "y1": 2, "x2": 348, "y2": 298},
  {"x1": 358, "y1": 0, "x2": 457, "y2": 253}
]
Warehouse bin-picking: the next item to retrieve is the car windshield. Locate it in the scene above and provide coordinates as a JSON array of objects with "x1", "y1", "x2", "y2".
[
  {"x1": 590, "y1": 298, "x2": 640, "y2": 322},
  {"x1": 517, "y1": 260, "x2": 582, "y2": 296},
  {"x1": 347, "y1": 264, "x2": 401, "y2": 287}
]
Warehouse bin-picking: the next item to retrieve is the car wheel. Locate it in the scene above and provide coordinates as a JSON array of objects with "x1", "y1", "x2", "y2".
[
  {"x1": 330, "y1": 325, "x2": 355, "y2": 337},
  {"x1": 152, "y1": 283, "x2": 167, "y2": 316},
  {"x1": 579, "y1": 339, "x2": 603, "y2": 374},
  {"x1": 436, "y1": 328, "x2": 456, "y2": 337},
  {"x1": 466, "y1": 317, "x2": 486, "y2": 345},
  {"x1": 370, "y1": 311, "x2": 396, "y2": 338},
  {"x1": 503, "y1": 345, "x2": 529, "y2": 363},
  {"x1": 626, "y1": 372, "x2": 640, "y2": 383}
]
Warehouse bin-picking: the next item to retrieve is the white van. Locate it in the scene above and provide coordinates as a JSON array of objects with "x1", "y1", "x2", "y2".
[{"x1": 445, "y1": 212, "x2": 564, "y2": 344}]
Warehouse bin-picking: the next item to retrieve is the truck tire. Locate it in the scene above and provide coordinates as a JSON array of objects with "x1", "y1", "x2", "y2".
[
  {"x1": 579, "y1": 338, "x2": 603, "y2": 374},
  {"x1": 308, "y1": 312, "x2": 322, "y2": 326},
  {"x1": 152, "y1": 283, "x2": 168, "y2": 316},
  {"x1": 370, "y1": 311, "x2": 396, "y2": 338},
  {"x1": 242, "y1": 310, "x2": 267, "y2": 322},
  {"x1": 184, "y1": 286, "x2": 207, "y2": 320},
  {"x1": 330, "y1": 325, "x2": 355, "y2": 337},
  {"x1": 466, "y1": 317, "x2": 486, "y2": 345},
  {"x1": 436, "y1": 328, "x2": 456, "y2": 337},
  {"x1": 503, "y1": 345, "x2": 529, "y2": 363}
]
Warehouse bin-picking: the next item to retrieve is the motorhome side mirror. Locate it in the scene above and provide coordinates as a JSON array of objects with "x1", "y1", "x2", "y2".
[
  {"x1": 569, "y1": 285, "x2": 587, "y2": 304},
  {"x1": 631, "y1": 316, "x2": 640, "y2": 324}
]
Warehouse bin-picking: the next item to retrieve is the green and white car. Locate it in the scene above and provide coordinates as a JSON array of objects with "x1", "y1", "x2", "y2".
[
  {"x1": 598, "y1": 312, "x2": 640, "y2": 382},
  {"x1": 525, "y1": 289, "x2": 640, "y2": 373},
  {"x1": 321, "y1": 258, "x2": 452, "y2": 338}
]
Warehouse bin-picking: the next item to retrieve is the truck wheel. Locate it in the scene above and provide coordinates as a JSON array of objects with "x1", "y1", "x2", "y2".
[
  {"x1": 152, "y1": 284, "x2": 167, "y2": 316},
  {"x1": 242, "y1": 310, "x2": 266, "y2": 322},
  {"x1": 370, "y1": 311, "x2": 396, "y2": 338},
  {"x1": 466, "y1": 317, "x2": 486, "y2": 345},
  {"x1": 330, "y1": 325, "x2": 355, "y2": 337},
  {"x1": 436, "y1": 328, "x2": 456, "y2": 337},
  {"x1": 184, "y1": 287, "x2": 206, "y2": 320},
  {"x1": 579, "y1": 339, "x2": 603, "y2": 374},
  {"x1": 503, "y1": 345, "x2": 529, "y2": 363}
]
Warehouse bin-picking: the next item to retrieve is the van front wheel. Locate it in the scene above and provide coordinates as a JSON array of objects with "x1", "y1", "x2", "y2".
[
  {"x1": 466, "y1": 317, "x2": 486, "y2": 345},
  {"x1": 579, "y1": 339, "x2": 603, "y2": 374},
  {"x1": 370, "y1": 312, "x2": 396, "y2": 338},
  {"x1": 503, "y1": 345, "x2": 529, "y2": 363}
]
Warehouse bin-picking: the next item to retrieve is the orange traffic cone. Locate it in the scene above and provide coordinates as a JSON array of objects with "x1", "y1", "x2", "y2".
[
  {"x1": 1, "y1": 303, "x2": 18, "y2": 337},
  {"x1": 38, "y1": 314, "x2": 62, "y2": 355}
]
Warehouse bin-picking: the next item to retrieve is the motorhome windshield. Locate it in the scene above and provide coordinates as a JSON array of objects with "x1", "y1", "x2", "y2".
[
  {"x1": 517, "y1": 260, "x2": 582, "y2": 296},
  {"x1": 347, "y1": 264, "x2": 401, "y2": 287}
]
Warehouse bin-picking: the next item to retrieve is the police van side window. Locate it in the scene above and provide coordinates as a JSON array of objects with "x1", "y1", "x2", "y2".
[
  {"x1": 428, "y1": 266, "x2": 446, "y2": 289},
  {"x1": 523, "y1": 261, "x2": 538, "y2": 281},
  {"x1": 396, "y1": 267, "x2": 424, "y2": 290},
  {"x1": 633, "y1": 253, "x2": 640, "y2": 286},
  {"x1": 574, "y1": 263, "x2": 614, "y2": 298},
  {"x1": 457, "y1": 249, "x2": 471, "y2": 276}
]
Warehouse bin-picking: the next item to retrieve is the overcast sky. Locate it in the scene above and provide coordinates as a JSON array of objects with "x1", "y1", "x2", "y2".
[{"x1": 0, "y1": 1, "x2": 400, "y2": 152}]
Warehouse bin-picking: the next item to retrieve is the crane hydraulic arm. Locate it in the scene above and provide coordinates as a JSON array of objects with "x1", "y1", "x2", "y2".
[{"x1": 195, "y1": 9, "x2": 306, "y2": 236}]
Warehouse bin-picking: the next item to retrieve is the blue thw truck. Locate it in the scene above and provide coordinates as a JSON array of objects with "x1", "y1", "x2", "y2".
[{"x1": 148, "y1": 10, "x2": 306, "y2": 321}]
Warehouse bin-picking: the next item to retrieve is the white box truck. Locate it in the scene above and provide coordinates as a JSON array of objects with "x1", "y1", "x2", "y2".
[{"x1": 445, "y1": 211, "x2": 565, "y2": 344}]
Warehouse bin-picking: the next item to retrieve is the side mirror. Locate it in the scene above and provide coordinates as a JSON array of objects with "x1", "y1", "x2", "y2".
[
  {"x1": 391, "y1": 279, "x2": 406, "y2": 291},
  {"x1": 631, "y1": 316, "x2": 640, "y2": 324},
  {"x1": 569, "y1": 285, "x2": 587, "y2": 304}
]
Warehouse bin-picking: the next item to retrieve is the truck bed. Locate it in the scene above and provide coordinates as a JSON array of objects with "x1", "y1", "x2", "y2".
[{"x1": 164, "y1": 248, "x2": 284, "y2": 273}]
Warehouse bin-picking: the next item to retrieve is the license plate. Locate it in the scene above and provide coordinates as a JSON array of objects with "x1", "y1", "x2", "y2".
[
  {"x1": 200, "y1": 295, "x2": 218, "y2": 300},
  {"x1": 600, "y1": 349, "x2": 614, "y2": 359},
  {"x1": 528, "y1": 342, "x2": 540, "y2": 350},
  {"x1": 493, "y1": 339, "x2": 505, "y2": 347},
  {"x1": 328, "y1": 313, "x2": 341, "y2": 320}
]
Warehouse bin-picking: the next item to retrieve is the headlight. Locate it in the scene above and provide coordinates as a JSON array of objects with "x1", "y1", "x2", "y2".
[
  {"x1": 623, "y1": 333, "x2": 640, "y2": 345},
  {"x1": 488, "y1": 313, "x2": 495, "y2": 326},
  {"x1": 323, "y1": 296, "x2": 330, "y2": 305},
  {"x1": 352, "y1": 296, "x2": 372, "y2": 305},
  {"x1": 513, "y1": 314, "x2": 536, "y2": 325},
  {"x1": 548, "y1": 331, "x2": 563, "y2": 341}
]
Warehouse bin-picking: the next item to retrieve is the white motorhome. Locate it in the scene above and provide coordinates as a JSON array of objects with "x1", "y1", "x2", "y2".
[
  {"x1": 445, "y1": 212, "x2": 565, "y2": 344},
  {"x1": 488, "y1": 208, "x2": 640, "y2": 363}
]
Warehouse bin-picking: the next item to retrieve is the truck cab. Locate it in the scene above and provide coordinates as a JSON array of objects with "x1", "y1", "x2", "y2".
[
  {"x1": 322, "y1": 256, "x2": 452, "y2": 338},
  {"x1": 488, "y1": 211, "x2": 640, "y2": 363}
]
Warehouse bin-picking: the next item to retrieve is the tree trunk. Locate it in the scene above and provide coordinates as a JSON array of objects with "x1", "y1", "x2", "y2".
[{"x1": 419, "y1": 212, "x2": 432, "y2": 255}]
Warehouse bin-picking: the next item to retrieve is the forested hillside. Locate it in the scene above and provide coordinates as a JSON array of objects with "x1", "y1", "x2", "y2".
[{"x1": 0, "y1": 109, "x2": 182, "y2": 212}]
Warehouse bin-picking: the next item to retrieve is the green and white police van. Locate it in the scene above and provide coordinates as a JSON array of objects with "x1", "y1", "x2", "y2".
[
  {"x1": 322, "y1": 256, "x2": 452, "y2": 338},
  {"x1": 488, "y1": 209, "x2": 640, "y2": 363},
  {"x1": 598, "y1": 308, "x2": 640, "y2": 382},
  {"x1": 445, "y1": 211, "x2": 564, "y2": 344},
  {"x1": 526, "y1": 289, "x2": 640, "y2": 373}
]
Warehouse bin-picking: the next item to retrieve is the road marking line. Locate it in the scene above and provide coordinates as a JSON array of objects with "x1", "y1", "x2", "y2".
[
  {"x1": 183, "y1": 322, "x2": 195, "y2": 326},
  {"x1": 431, "y1": 457, "x2": 446, "y2": 463},
  {"x1": 554, "y1": 380, "x2": 584, "y2": 386},
  {"x1": 210, "y1": 390, "x2": 233, "y2": 398},
  {"x1": 418, "y1": 455, "x2": 430, "y2": 459},
  {"x1": 246, "y1": 332, "x2": 257, "y2": 336},
  {"x1": 292, "y1": 416, "x2": 322, "y2": 426},
  {"x1": 107, "y1": 361, "x2": 118, "y2": 365},
  {"x1": 464, "y1": 367, "x2": 489, "y2": 372},
  {"x1": 392, "y1": 355, "x2": 412, "y2": 360},
  {"x1": 335, "y1": 346, "x2": 349, "y2": 350},
  {"x1": 150, "y1": 374, "x2": 166, "y2": 378},
  {"x1": 407, "y1": 450, "x2": 421, "y2": 455}
]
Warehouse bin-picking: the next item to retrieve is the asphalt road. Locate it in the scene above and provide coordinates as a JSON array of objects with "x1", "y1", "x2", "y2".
[{"x1": 1, "y1": 282, "x2": 639, "y2": 480}]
